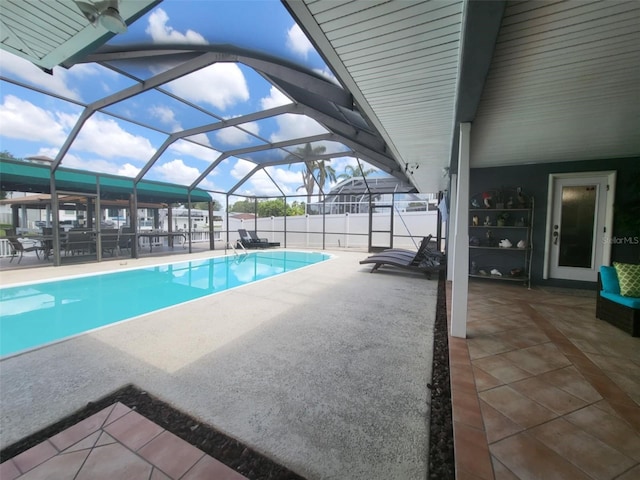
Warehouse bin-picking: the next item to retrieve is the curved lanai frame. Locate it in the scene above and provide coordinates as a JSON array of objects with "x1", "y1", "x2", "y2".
[
  {"x1": 45, "y1": 44, "x2": 403, "y2": 182},
  {"x1": 4, "y1": 44, "x2": 411, "y2": 264}
]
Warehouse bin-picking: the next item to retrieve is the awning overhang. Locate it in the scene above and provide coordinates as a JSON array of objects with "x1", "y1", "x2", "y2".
[{"x1": 0, "y1": 158, "x2": 211, "y2": 204}]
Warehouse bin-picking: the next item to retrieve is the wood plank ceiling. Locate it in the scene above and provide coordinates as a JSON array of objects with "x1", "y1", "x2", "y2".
[
  {"x1": 286, "y1": 0, "x2": 465, "y2": 193},
  {"x1": 0, "y1": 0, "x2": 159, "y2": 71},
  {"x1": 286, "y1": 0, "x2": 640, "y2": 193}
]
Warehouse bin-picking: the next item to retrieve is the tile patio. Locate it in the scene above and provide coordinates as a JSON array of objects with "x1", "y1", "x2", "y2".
[
  {"x1": 0, "y1": 403, "x2": 247, "y2": 480},
  {"x1": 449, "y1": 280, "x2": 640, "y2": 480}
]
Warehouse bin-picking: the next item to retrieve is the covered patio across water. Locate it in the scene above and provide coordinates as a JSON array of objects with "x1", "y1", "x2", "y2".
[{"x1": 0, "y1": 157, "x2": 216, "y2": 265}]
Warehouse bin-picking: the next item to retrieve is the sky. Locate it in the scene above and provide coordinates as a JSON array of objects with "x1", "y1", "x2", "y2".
[{"x1": 0, "y1": 0, "x2": 384, "y2": 204}]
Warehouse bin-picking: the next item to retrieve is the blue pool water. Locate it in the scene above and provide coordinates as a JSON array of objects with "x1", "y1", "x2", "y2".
[{"x1": 0, "y1": 251, "x2": 330, "y2": 357}]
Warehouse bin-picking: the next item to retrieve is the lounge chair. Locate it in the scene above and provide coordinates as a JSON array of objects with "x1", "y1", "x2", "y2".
[
  {"x1": 7, "y1": 236, "x2": 41, "y2": 263},
  {"x1": 360, "y1": 235, "x2": 444, "y2": 277},
  {"x1": 238, "y1": 229, "x2": 280, "y2": 248},
  {"x1": 380, "y1": 236, "x2": 433, "y2": 257},
  {"x1": 249, "y1": 230, "x2": 280, "y2": 247}
]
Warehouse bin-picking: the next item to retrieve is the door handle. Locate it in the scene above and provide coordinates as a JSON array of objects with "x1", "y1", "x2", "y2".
[{"x1": 553, "y1": 224, "x2": 559, "y2": 245}]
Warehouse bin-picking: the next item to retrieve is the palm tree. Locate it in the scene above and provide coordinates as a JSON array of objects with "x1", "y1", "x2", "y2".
[
  {"x1": 337, "y1": 163, "x2": 376, "y2": 181},
  {"x1": 287, "y1": 143, "x2": 337, "y2": 204}
]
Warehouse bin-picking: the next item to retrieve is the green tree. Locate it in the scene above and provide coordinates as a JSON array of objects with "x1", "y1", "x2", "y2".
[
  {"x1": 337, "y1": 163, "x2": 376, "y2": 181},
  {"x1": 229, "y1": 199, "x2": 256, "y2": 213},
  {"x1": 258, "y1": 199, "x2": 285, "y2": 217},
  {"x1": 287, "y1": 201, "x2": 306, "y2": 216},
  {"x1": 287, "y1": 143, "x2": 336, "y2": 204}
]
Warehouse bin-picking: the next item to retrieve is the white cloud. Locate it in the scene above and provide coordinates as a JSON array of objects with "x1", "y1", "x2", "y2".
[
  {"x1": 229, "y1": 161, "x2": 302, "y2": 196},
  {"x1": 166, "y1": 63, "x2": 249, "y2": 111},
  {"x1": 215, "y1": 122, "x2": 260, "y2": 146},
  {"x1": 313, "y1": 67, "x2": 339, "y2": 85},
  {"x1": 260, "y1": 86, "x2": 291, "y2": 110},
  {"x1": 286, "y1": 24, "x2": 313, "y2": 59},
  {"x1": 36, "y1": 147, "x2": 140, "y2": 177},
  {"x1": 154, "y1": 159, "x2": 214, "y2": 190},
  {"x1": 271, "y1": 166, "x2": 304, "y2": 186},
  {"x1": 117, "y1": 163, "x2": 142, "y2": 177},
  {"x1": 230, "y1": 158, "x2": 254, "y2": 180},
  {"x1": 146, "y1": 8, "x2": 207, "y2": 44},
  {"x1": 169, "y1": 137, "x2": 219, "y2": 163},
  {"x1": 149, "y1": 105, "x2": 179, "y2": 130},
  {"x1": 269, "y1": 113, "x2": 328, "y2": 143},
  {"x1": 67, "y1": 157, "x2": 133, "y2": 176},
  {"x1": 0, "y1": 51, "x2": 82, "y2": 101},
  {"x1": 242, "y1": 170, "x2": 286, "y2": 197},
  {"x1": 73, "y1": 116, "x2": 156, "y2": 161},
  {"x1": 0, "y1": 95, "x2": 67, "y2": 145}
]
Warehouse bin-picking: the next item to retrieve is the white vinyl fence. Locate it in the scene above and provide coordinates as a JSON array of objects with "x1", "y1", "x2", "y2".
[
  {"x1": 222, "y1": 210, "x2": 440, "y2": 250},
  {"x1": 1, "y1": 210, "x2": 441, "y2": 258}
]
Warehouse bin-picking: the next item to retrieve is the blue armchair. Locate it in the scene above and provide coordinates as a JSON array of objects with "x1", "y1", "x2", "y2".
[{"x1": 596, "y1": 265, "x2": 640, "y2": 337}]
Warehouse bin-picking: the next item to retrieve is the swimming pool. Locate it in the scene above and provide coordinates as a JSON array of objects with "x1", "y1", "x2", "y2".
[{"x1": 0, "y1": 251, "x2": 330, "y2": 357}]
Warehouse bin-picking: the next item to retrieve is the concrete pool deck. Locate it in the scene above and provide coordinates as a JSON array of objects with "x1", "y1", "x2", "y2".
[{"x1": 0, "y1": 249, "x2": 438, "y2": 480}]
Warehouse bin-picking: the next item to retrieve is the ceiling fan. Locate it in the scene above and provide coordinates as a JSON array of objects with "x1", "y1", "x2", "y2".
[{"x1": 75, "y1": 0, "x2": 128, "y2": 34}]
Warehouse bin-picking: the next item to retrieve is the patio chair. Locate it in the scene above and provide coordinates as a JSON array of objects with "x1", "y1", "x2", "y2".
[
  {"x1": 65, "y1": 229, "x2": 94, "y2": 256},
  {"x1": 118, "y1": 227, "x2": 133, "y2": 254},
  {"x1": 100, "y1": 229, "x2": 119, "y2": 256},
  {"x1": 360, "y1": 235, "x2": 444, "y2": 277},
  {"x1": 7, "y1": 236, "x2": 41, "y2": 263}
]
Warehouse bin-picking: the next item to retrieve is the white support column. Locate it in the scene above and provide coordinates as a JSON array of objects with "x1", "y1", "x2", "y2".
[
  {"x1": 450, "y1": 123, "x2": 471, "y2": 338},
  {"x1": 447, "y1": 174, "x2": 457, "y2": 281}
]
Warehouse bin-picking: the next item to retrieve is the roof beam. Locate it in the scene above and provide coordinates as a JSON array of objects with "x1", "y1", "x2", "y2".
[
  {"x1": 189, "y1": 133, "x2": 334, "y2": 190},
  {"x1": 449, "y1": 0, "x2": 506, "y2": 173},
  {"x1": 135, "y1": 104, "x2": 299, "y2": 184},
  {"x1": 227, "y1": 150, "x2": 349, "y2": 195}
]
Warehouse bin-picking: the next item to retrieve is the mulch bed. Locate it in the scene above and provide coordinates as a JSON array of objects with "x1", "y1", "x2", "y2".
[
  {"x1": 427, "y1": 271, "x2": 455, "y2": 479},
  {"x1": 0, "y1": 273, "x2": 454, "y2": 479}
]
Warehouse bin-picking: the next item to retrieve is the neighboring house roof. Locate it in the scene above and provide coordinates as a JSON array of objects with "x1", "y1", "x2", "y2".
[
  {"x1": 328, "y1": 177, "x2": 417, "y2": 196},
  {"x1": 230, "y1": 213, "x2": 257, "y2": 220}
]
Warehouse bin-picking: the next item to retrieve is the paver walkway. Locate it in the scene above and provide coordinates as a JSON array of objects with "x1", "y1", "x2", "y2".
[{"x1": 0, "y1": 402, "x2": 248, "y2": 480}]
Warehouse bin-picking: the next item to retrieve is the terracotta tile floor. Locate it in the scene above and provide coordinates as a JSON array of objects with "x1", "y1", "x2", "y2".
[
  {"x1": 448, "y1": 280, "x2": 640, "y2": 480},
  {"x1": 0, "y1": 403, "x2": 248, "y2": 480}
]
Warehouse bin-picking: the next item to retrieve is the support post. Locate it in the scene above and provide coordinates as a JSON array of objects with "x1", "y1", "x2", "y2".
[
  {"x1": 450, "y1": 123, "x2": 471, "y2": 338},
  {"x1": 447, "y1": 175, "x2": 457, "y2": 280},
  {"x1": 209, "y1": 201, "x2": 215, "y2": 250}
]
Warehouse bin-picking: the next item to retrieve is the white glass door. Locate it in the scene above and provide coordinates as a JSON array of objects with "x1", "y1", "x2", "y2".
[{"x1": 547, "y1": 173, "x2": 614, "y2": 282}]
